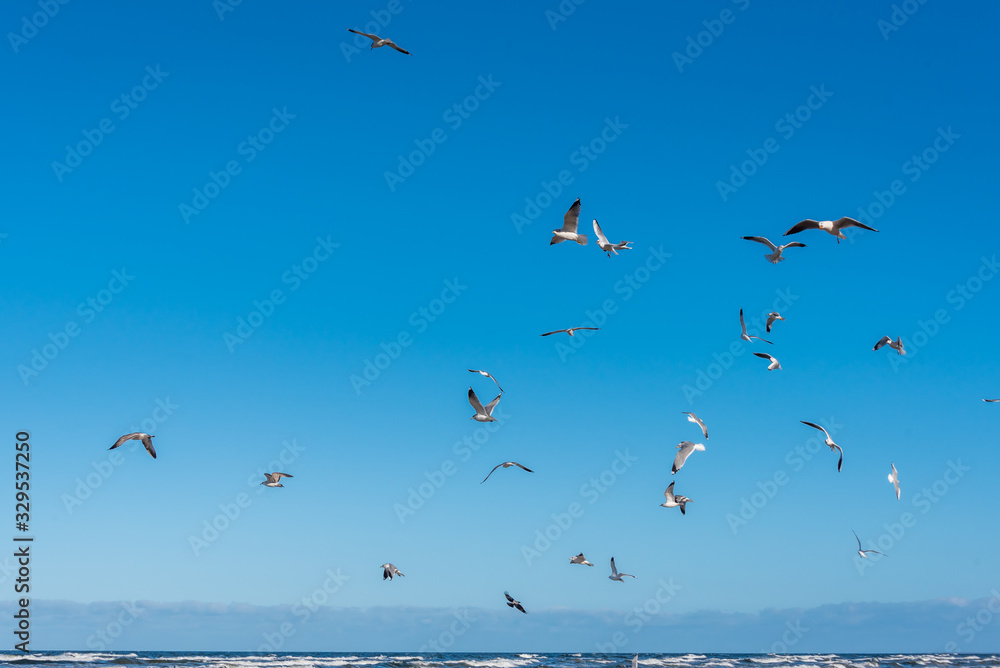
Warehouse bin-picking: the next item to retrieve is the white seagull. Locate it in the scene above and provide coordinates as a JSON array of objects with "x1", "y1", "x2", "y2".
[
  {"x1": 682, "y1": 412, "x2": 708, "y2": 439},
  {"x1": 468, "y1": 387, "x2": 501, "y2": 422},
  {"x1": 660, "y1": 481, "x2": 692, "y2": 515},
  {"x1": 753, "y1": 352, "x2": 782, "y2": 371},
  {"x1": 853, "y1": 530, "x2": 886, "y2": 558},
  {"x1": 672, "y1": 441, "x2": 705, "y2": 474},
  {"x1": 347, "y1": 29, "x2": 411, "y2": 54},
  {"x1": 800, "y1": 421, "x2": 843, "y2": 472},
  {"x1": 540, "y1": 327, "x2": 599, "y2": 337},
  {"x1": 261, "y1": 472, "x2": 293, "y2": 487},
  {"x1": 593, "y1": 219, "x2": 632, "y2": 256},
  {"x1": 741, "y1": 236, "x2": 807, "y2": 264},
  {"x1": 766, "y1": 312, "x2": 785, "y2": 333},
  {"x1": 633, "y1": 656, "x2": 639, "y2": 668},
  {"x1": 381, "y1": 563, "x2": 405, "y2": 580},
  {"x1": 873, "y1": 336, "x2": 906, "y2": 355},
  {"x1": 570, "y1": 553, "x2": 594, "y2": 566},
  {"x1": 468, "y1": 368, "x2": 504, "y2": 393},
  {"x1": 109, "y1": 432, "x2": 156, "y2": 459},
  {"x1": 740, "y1": 308, "x2": 773, "y2": 344},
  {"x1": 888, "y1": 462, "x2": 901, "y2": 501},
  {"x1": 504, "y1": 591, "x2": 527, "y2": 613},
  {"x1": 608, "y1": 557, "x2": 636, "y2": 582},
  {"x1": 550, "y1": 198, "x2": 588, "y2": 245},
  {"x1": 783, "y1": 217, "x2": 878, "y2": 243},
  {"x1": 481, "y1": 461, "x2": 533, "y2": 483}
]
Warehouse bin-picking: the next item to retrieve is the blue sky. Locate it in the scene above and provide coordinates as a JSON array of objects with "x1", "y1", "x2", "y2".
[{"x1": 3, "y1": 0, "x2": 1000, "y2": 652}]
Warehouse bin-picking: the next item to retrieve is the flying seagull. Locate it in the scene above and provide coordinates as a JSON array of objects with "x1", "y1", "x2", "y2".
[
  {"x1": 740, "y1": 308, "x2": 773, "y2": 344},
  {"x1": 504, "y1": 591, "x2": 527, "y2": 613},
  {"x1": 550, "y1": 198, "x2": 588, "y2": 245},
  {"x1": 608, "y1": 557, "x2": 636, "y2": 582},
  {"x1": 682, "y1": 412, "x2": 708, "y2": 439},
  {"x1": 109, "y1": 432, "x2": 156, "y2": 459},
  {"x1": 660, "y1": 481, "x2": 692, "y2": 515},
  {"x1": 741, "y1": 236, "x2": 807, "y2": 264},
  {"x1": 468, "y1": 387, "x2": 501, "y2": 422},
  {"x1": 800, "y1": 421, "x2": 843, "y2": 472},
  {"x1": 346, "y1": 29, "x2": 410, "y2": 54},
  {"x1": 540, "y1": 327, "x2": 599, "y2": 337},
  {"x1": 481, "y1": 461, "x2": 533, "y2": 483},
  {"x1": 593, "y1": 219, "x2": 632, "y2": 256},
  {"x1": 381, "y1": 563, "x2": 405, "y2": 580},
  {"x1": 261, "y1": 472, "x2": 293, "y2": 487},
  {"x1": 783, "y1": 217, "x2": 878, "y2": 243},
  {"x1": 766, "y1": 312, "x2": 785, "y2": 333},
  {"x1": 853, "y1": 530, "x2": 886, "y2": 559},
  {"x1": 672, "y1": 441, "x2": 705, "y2": 475},
  {"x1": 874, "y1": 336, "x2": 906, "y2": 355},
  {"x1": 888, "y1": 463, "x2": 901, "y2": 501},
  {"x1": 570, "y1": 553, "x2": 594, "y2": 566},
  {"x1": 753, "y1": 352, "x2": 782, "y2": 371},
  {"x1": 468, "y1": 368, "x2": 504, "y2": 393}
]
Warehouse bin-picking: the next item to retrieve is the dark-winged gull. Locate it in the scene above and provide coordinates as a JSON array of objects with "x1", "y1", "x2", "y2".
[
  {"x1": 550, "y1": 198, "x2": 588, "y2": 245},
  {"x1": 672, "y1": 441, "x2": 705, "y2": 474},
  {"x1": 540, "y1": 327, "x2": 599, "y2": 337},
  {"x1": 660, "y1": 481, "x2": 692, "y2": 515},
  {"x1": 608, "y1": 557, "x2": 636, "y2": 582},
  {"x1": 766, "y1": 312, "x2": 784, "y2": 333},
  {"x1": 783, "y1": 216, "x2": 878, "y2": 243},
  {"x1": 853, "y1": 530, "x2": 887, "y2": 558},
  {"x1": 800, "y1": 421, "x2": 842, "y2": 472},
  {"x1": 468, "y1": 387, "x2": 501, "y2": 422},
  {"x1": 468, "y1": 368, "x2": 504, "y2": 393},
  {"x1": 740, "y1": 309, "x2": 773, "y2": 344},
  {"x1": 741, "y1": 236, "x2": 807, "y2": 264},
  {"x1": 593, "y1": 219, "x2": 632, "y2": 256},
  {"x1": 481, "y1": 461, "x2": 533, "y2": 483},
  {"x1": 347, "y1": 29, "x2": 410, "y2": 54},
  {"x1": 504, "y1": 591, "x2": 527, "y2": 613},
  {"x1": 381, "y1": 563, "x2": 405, "y2": 580},
  {"x1": 682, "y1": 412, "x2": 708, "y2": 439},
  {"x1": 261, "y1": 472, "x2": 293, "y2": 487},
  {"x1": 110, "y1": 432, "x2": 156, "y2": 459},
  {"x1": 874, "y1": 336, "x2": 906, "y2": 355},
  {"x1": 570, "y1": 553, "x2": 594, "y2": 566},
  {"x1": 753, "y1": 352, "x2": 782, "y2": 370}
]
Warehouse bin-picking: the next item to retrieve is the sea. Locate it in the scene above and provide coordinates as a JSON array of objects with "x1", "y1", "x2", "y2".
[{"x1": 0, "y1": 654, "x2": 997, "y2": 668}]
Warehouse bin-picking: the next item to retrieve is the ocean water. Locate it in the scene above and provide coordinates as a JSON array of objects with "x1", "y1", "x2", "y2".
[{"x1": 0, "y1": 654, "x2": 997, "y2": 668}]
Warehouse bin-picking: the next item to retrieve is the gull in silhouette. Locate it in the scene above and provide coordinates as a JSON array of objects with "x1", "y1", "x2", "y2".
[
  {"x1": 853, "y1": 530, "x2": 887, "y2": 558},
  {"x1": 682, "y1": 412, "x2": 708, "y2": 439},
  {"x1": 570, "y1": 553, "x2": 594, "y2": 566},
  {"x1": 468, "y1": 368, "x2": 504, "y2": 393},
  {"x1": 801, "y1": 421, "x2": 843, "y2": 472},
  {"x1": 766, "y1": 312, "x2": 785, "y2": 333},
  {"x1": 660, "y1": 481, "x2": 692, "y2": 515},
  {"x1": 347, "y1": 29, "x2": 410, "y2": 54},
  {"x1": 753, "y1": 352, "x2": 782, "y2": 371},
  {"x1": 550, "y1": 198, "x2": 588, "y2": 245},
  {"x1": 504, "y1": 591, "x2": 527, "y2": 613},
  {"x1": 381, "y1": 563, "x2": 405, "y2": 580},
  {"x1": 540, "y1": 327, "x2": 599, "y2": 337},
  {"x1": 874, "y1": 336, "x2": 906, "y2": 355},
  {"x1": 608, "y1": 557, "x2": 636, "y2": 582},
  {"x1": 672, "y1": 441, "x2": 705, "y2": 474},
  {"x1": 783, "y1": 217, "x2": 878, "y2": 243},
  {"x1": 468, "y1": 387, "x2": 501, "y2": 422},
  {"x1": 741, "y1": 236, "x2": 807, "y2": 264},
  {"x1": 261, "y1": 472, "x2": 293, "y2": 487},
  {"x1": 888, "y1": 463, "x2": 901, "y2": 501},
  {"x1": 740, "y1": 309, "x2": 773, "y2": 344},
  {"x1": 593, "y1": 219, "x2": 632, "y2": 256},
  {"x1": 481, "y1": 461, "x2": 533, "y2": 483},
  {"x1": 110, "y1": 432, "x2": 156, "y2": 459}
]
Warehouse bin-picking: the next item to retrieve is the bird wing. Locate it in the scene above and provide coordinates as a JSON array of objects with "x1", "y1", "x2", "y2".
[
  {"x1": 383, "y1": 567, "x2": 391, "y2": 580},
  {"x1": 593, "y1": 219, "x2": 610, "y2": 246},
  {"x1": 664, "y1": 481, "x2": 675, "y2": 502},
  {"x1": 800, "y1": 420, "x2": 832, "y2": 441},
  {"x1": 684, "y1": 413, "x2": 709, "y2": 439},
  {"x1": 853, "y1": 530, "x2": 862, "y2": 550},
  {"x1": 610, "y1": 557, "x2": 618, "y2": 576},
  {"x1": 515, "y1": 602, "x2": 527, "y2": 613},
  {"x1": 141, "y1": 435, "x2": 157, "y2": 459},
  {"x1": 273, "y1": 472, "x2": 292, "y2": 479},
  {"x1": 110, "y1": 433, "x2": 137, "y2": 450},
  {"x1": 672, "y1": 442, "x2": 695, "y2": 474},
  {"x1": 834, "y1": 217, "x2": 877, "y2": 232},
  {"x1": 504, "y1": 591, "x2": 515, "y2": 604},
  {"x1": 514, "y1": 462, "x2": 533, "y2": 473},
  {"x1": 570, "y1": 327, "x2": 599, "y2": 333},
  {"x1": 783, "y1": 219, "x2": 822, "y2": 236},
  {"x1": 984, "y1": 399, "x2": 1000, "y2": 402},
  {"x1": 539, "y1": 329, "x2": 567, "y2": 337},
  {"x1": 483, "y1": 393, "x2": 502, "y2": 416},
  {"x1": 780, "y1": 242, "x2": 807, "y2": 249},
  {"x1": 751, "y1": 334, "x2": 774, "y2": 344},
  {"x1": 753, "y1": 352, "x2": 775, "y2": 363},
  {"x1": 347, "y1": 29, "x2": 380, "y2": 41},
  {"x1": 481, "y1": 463, "x2": 504, "y2": 483},
  {"x1": 387, "y1": 41, "x2": 411, "y2": 54},
  {"x1": 739, "y1": 308, "x2": 748, "y2": 336},
  {"x1": 561, "y1": 198, "x2": 581, "y2": 233},
  {"x1": 873, "y1": 335, "x2": 891, "y2": 350},
  {"x1": 473, "y1": 370, "x2": 504, "y2": 393},
  {"x1": 468, "y1": 387, "x2": 486, "y2": 415},
  {"x1": 833, "y1": 444, "x2": 843, "y2": 472},
  {"x1": 741, "y1": 236, "x2": 778, "y2": 251}
]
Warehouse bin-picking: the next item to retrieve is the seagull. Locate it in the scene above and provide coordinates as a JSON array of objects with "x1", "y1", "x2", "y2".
[
  {"x1": 261, "y1": 472, "x2": 293, "y2": 487},
  {"x1": 753, "y1": 352, "x2": 782, "y2": 371},
  {"x1": 741, "y1": 236, "x2": 807, "y2": 264},
  {"x1": 109, "y1": 432, "x2": 156, "y2": 458},
  {"x1": 888, "y1": 463, "x2": 901, "y2": 501},
  {"x1": 766, "y1": 312, "x2": 785, "y2": 333},
  {"x1": 346, "y1": 29, "x2": 410, "y2": 54},
  {"x1": 660, "y1": 481, "x2": 692, "y2": 515},
  {"x1": 468, "y1": 368, "x2": 504, "y2": 393},
  {"x1": 853, "y1": 530, "x2": 886, "y2": 559},
  {"x1": 593, "y1": 219, "x2": 632, "y2": 256},
  {"x1": 504, "y1": 591, "x2": 527, "y2": 613},
  {"x1": 381, "y1": 563, "x2": 405, "y2": 580},
  {"x1": 608, "y1": 557, "x2": 636, "y2": 582},
  {"x1": 633, "y1": 656, "x2": 639, "y2": 668},
  {"x1": 481, "y1": 461, "x2": 533, "y2": 483},
  {"x1": 672, "y1": 441, "x2": 705, "y2": 475},
  {"x1": 569, "y1": 553, "x2": 594, "y2": 566},
  {"x1": 468, "y1": 387, "x2": 501, "y2": 422},
  {"x1": 550, "y1": 198, "x2": 588, "y2": 245},
  {"x1": 873, "y1": 336, "x2": 906, "y2": 355},
  {"x1": 740, "y1": 308, "x2": 773, "y2": 344},
  {"x1": 800, "y1": 421, "x2": 843, "y2": 472},
  {"x1": 985, "y1": 399, "x2": 1000, "y2": 402},
  {"x1": 783, "y1": 217, "x2": 878, "y2": 243},
  {"x1": 682, "y1": 412, "x2": 708, "y2": 439},
  {"x1": 540, "y1": 327, "x2": 599, "y2": 337}
]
